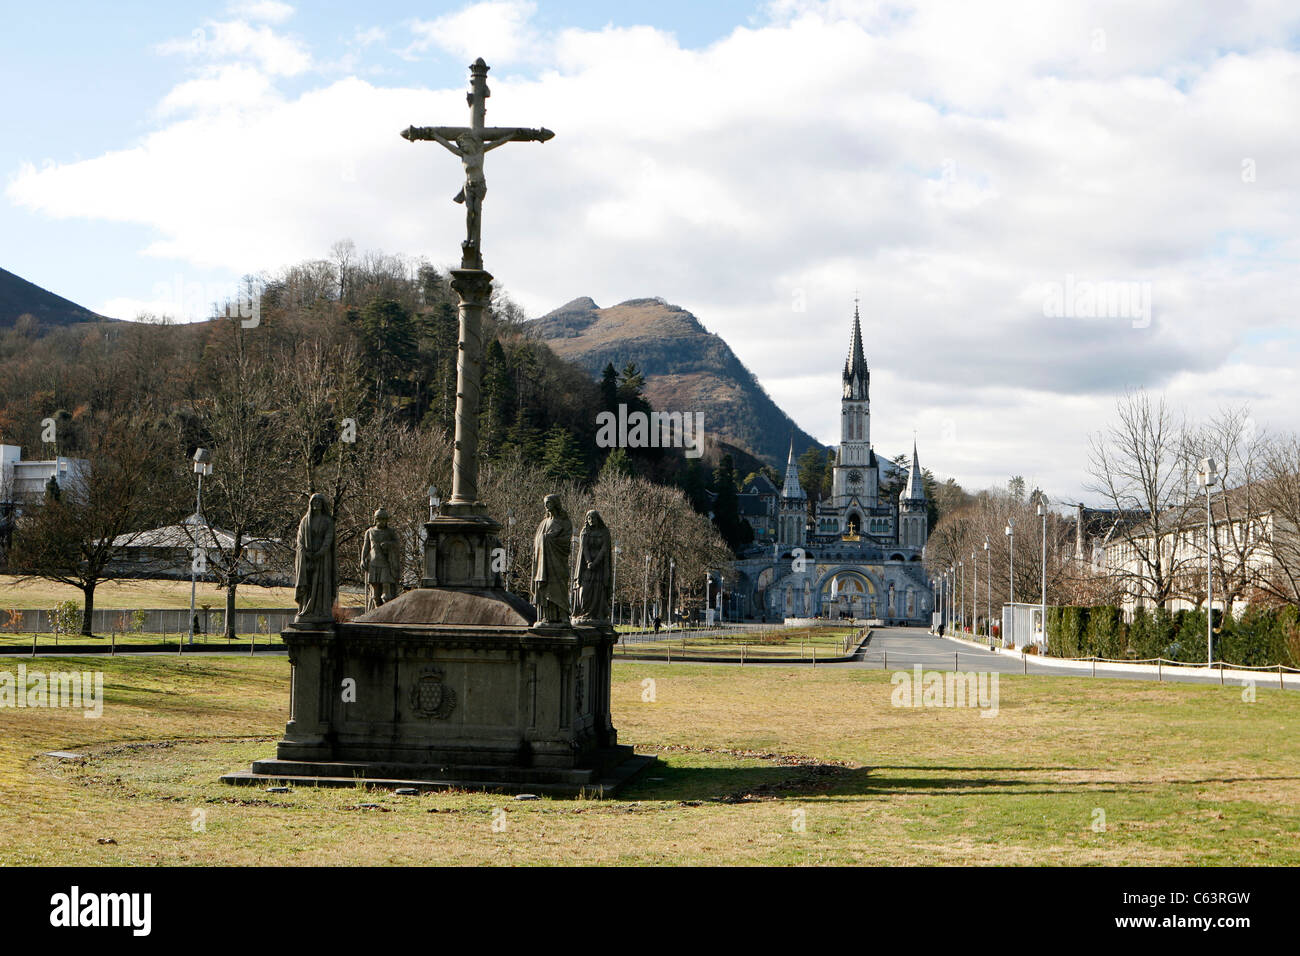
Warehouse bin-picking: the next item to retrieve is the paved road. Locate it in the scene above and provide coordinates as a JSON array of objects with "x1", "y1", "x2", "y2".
[
  {"x1": 851, "y1": 626, "x2": 1297, "y2": 690},
  {"x1": 7, "y1": 625, "x2": 1294, "y2": 691}
]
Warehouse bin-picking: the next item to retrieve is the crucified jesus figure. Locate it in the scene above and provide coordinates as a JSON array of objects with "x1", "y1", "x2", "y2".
[{"x1": 401, "y1": 58, "x2": 554, "y2": 269}]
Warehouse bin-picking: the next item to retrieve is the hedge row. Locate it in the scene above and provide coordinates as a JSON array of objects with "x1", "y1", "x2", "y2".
[{"x1": 1045, "y1": 604, "x2": 1300, "y2": 667}]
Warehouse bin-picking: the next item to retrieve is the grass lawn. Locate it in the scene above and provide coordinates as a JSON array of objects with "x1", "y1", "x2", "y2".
[
  {"x1": 0, "y1": 574, "x2": 365, "y2": 611},
  {"x1": 616, "y1": 625, "x2": 862, "y2": 659},
  {"x1": 1, "y1": 657, "x2": 1297, "y2": 865},
  {"x1": 0, "y1": 631, "x2": 285, "y2": 647}
]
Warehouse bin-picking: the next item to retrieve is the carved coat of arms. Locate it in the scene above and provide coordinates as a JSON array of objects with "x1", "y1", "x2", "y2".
[{"x1": 410, "y1": 666, "x2": 457, "y2": 719}]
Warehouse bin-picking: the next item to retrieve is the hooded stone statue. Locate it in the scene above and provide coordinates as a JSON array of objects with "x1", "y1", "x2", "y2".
[
  {"x1": 294, "y1": 493, "x2": 337, "y2": 625},
  {"x1": 531, "y1": 494, "x2": 572, "y2": 625},
  {"x1": 574, "y1": 509, "x2": 612, "y2": 624}
]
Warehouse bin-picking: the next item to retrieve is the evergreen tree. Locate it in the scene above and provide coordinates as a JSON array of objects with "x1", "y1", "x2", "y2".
[
  {"x1": 797, "y1": 445, "x2": 826, "y2": 502},
  {"x1": 617, "y1": 362, "x2": 646, "y2": 404},
  {"x1": 680, "y1": 457, "x2": 711, "y2": 514},
  {"x1": 358, "y1": 297, "x2": 418, "y2": 408},
  {"x1": 479, "y1": 338, "x2": 514, "y2": 459},
  {"x1": 600, "y1": 362, "x2": 619, "y2": 413},
  {"x1": 599, "y1": 446, "x2": 634, "y2": 482},
  {"x1": 711, "y1": 454, "x2": 748, "y2": 553},
  {"x1": 542, "y1": 425, "x2": 587, "y2": 484},
  {"x1": 505, "y1": 411, "x2": 545, "y2": 462}
]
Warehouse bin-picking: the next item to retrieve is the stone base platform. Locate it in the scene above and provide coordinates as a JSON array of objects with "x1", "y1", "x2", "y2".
[
  {"x1": 220, "y1": 747, "x2": 656, "y2": 797},
  {"x1": 223, "y1": 585, "x2": 651, "y2": 799}
]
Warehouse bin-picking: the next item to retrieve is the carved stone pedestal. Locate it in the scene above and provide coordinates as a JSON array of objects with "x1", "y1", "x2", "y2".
[{"x1": 221, "y1": 596, "x2": 653, "y2": 796}]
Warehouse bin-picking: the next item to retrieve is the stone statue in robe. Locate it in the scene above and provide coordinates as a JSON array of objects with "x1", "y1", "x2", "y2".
[
  {"x1": 293, "y1": 493, "x2": 337, "y2": 625},
  {"x1": 531, "y1": 494, "x2": 572, "y2": 625},
  {"x1": 574, "y1": 510, "x2": 612, "y2": 624},
  {"x1": 360, "y1": 507, "x2": 401, "y2": 609}
]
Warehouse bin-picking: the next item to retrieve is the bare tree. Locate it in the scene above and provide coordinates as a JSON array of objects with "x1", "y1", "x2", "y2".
[
  {"x1": 1181, "y1": 405, "x2": 1271, "y2": 613},
  {"x1": 1259, "y1": 433, "x2": 1300, "y2": 605},
  {"x1": 10, "y1": 409, "x2": 179, "y2": 635},
  {"x1": 189, "y1": 320, "x2": 293, "y2": 638},
  {"x1": 1086, "y1": 390, "x2": 1196, "y2": 608}
]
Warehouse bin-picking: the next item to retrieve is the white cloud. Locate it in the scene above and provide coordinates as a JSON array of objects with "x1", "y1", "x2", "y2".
[
  {"x1": 10, "y1": 0, "x2": 1300, "y2": 501},
  {"x1": 157, "y1": 17, "x2": 311, "y2": 77},
  {"x1": 228, "y1": 1, "x2": 295, "y2": 25},
  {"x1": 407, "y1": 1, "x2": 542, "y2": 64}
]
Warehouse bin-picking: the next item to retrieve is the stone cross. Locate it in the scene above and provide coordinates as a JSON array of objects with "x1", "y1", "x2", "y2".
[
  {"x1": 401, "y1": 57, "x2": 554, "y2": 271},
  {"x1": 399, "y1": 57, "x2": 554, "y2": 512}
]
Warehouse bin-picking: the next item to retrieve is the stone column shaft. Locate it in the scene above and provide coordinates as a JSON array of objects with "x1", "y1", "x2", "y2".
[{"x1": 448, "y1": 268, "x2": 493, "y2": 510}]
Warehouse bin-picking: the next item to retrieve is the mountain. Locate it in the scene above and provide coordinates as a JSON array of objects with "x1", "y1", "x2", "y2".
[
  {"x1": 530, "y1": 297, "x2": 823, "y2": 469},
  {"x1": 0, "y1": 266, "x2": 112, "y2": 330}
]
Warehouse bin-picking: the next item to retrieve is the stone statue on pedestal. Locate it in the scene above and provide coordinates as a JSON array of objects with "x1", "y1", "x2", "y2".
[
  {"x1": 361, "y1": 507, "x2": 401, "y2": 609},
  {"x1": 574, "y1": 510, "x2": 612, "y2": 624},
  {"x1": 293, "y1": 493, "x2": 337, "y2": 625},
  {"x1": 531, "y1": 494, "x2": 572, "y2": 625}
]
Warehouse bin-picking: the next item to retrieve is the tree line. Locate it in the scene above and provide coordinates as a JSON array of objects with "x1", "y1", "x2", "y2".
[{"x1": 0, "y1": 244, "x2": 740, "y2": 634}]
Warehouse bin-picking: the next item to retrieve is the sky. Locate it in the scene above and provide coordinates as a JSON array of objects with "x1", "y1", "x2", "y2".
[{"x1": 3, "y1": 0, "x2": 1299, "y2": 506}]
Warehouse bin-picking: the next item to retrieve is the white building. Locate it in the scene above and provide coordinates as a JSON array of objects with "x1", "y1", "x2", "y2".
[{"x1": 0, "y1": 444, "x2": 91, "y2": 504}]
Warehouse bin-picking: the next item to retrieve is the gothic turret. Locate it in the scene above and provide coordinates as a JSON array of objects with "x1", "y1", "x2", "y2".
[
  {"x1": 898, "y1": 442, "x2": 928, "y2": 548},
  {"x1": 778, "y1": 438, "x2": 807, "y2": 547}
]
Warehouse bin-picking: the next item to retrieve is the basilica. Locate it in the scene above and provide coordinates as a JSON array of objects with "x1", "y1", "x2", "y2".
[{"x1": 733, "y1": 307, "x2": 932, "y2": 624}]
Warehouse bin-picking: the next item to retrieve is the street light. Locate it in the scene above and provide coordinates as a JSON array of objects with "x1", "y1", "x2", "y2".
[
  {"x1": 1038, "y1": 500, "x2": 1048, "y2": 647},
  {"x1": 984, "y1": 535, "x2": 992, "y2": 648},
  {"x1": 188, "y1": 448, "x2": 213, "y2": 646},
  {"x1": 668, "y1": 557, "x2": 676, "y2": 631},
  {"x1": 1198, "y1": 457, "x2": 1219, "y2": 665},
  {"x1": 642, "y1": 553, "x2": 650, "y2": 630},
  {"x1": 959, "y1": 559, "x2": 965, "y2": 634},
  {"x1": 972, "y1": 550, "x2": 978, "y2": 637},
  {"x1": 1005, "y1": 518, "x2": 1015, "y2": 643}
]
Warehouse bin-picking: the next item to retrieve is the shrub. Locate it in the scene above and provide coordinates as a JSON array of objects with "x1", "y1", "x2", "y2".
[
  {"x1": 1128, "y1": 607, "x2": 1158, "y2": 659},
  {"x1": 1048, "y1": 605, "x2": 1089, "y2": 658},
  {"x1": 1086, "y1": 605, "x2": 1124, "y2": 658}
]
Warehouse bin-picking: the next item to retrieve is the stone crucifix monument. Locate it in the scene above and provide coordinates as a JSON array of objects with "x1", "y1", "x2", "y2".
[{"x1": 223, "y1": 59, "x2": 650, "y2": 796}]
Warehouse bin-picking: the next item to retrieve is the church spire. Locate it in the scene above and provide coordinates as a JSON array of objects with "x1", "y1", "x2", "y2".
[
  {"x1": 901, "y1": 441, "x2": 926, "y2": 501},
  {"x1": 842, "y1": 299, "x2": 868, "y2": 400},
  {"x1": 782, "y1": 435, "x2": 805, "y2": 500}
]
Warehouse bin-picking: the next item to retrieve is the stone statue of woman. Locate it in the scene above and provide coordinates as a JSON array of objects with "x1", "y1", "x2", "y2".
[
  {"x1": 531, "y1": 494, "x2": 572, "y2": 625},
  {"x1": 574, "y1": 510, "x2": 612, "y2": 624},
  {"x1": 293, "y1": 493, "x2": 337, "y2": 625}
]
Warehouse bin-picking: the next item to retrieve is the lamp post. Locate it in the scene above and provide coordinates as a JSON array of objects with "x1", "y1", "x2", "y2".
[
  {"x1": 984, "y1": 535, "x2": 992, "y2": 648},
  {"x1": 1198, "y1": 458, "x2": 1219, "y2": 664},
  {"x1": 959, "y1": 559, "x2": 965, "y2": 634},
  {"x1": 188, "y1": 448, "x2": 212, "y2": 646},
  {"x1": 504, "y1": 507, "x2": 515, "y2": 592},
  {"x1": 642, "y1": 553, "x2": 650, "y2": 629},
  {"x1": 719, "y1": 574, "x2": 725, "y2": 624},
  {"x1": 1005, "y1": 519, "x2": 1015, "y2": 643},
  {"x1": 972, "y1": 550, "x2": 978, "y2": 636},
  {"x1": 1038, "y1": 500, "x2": 1048, "y2": 646},
  {"x1": 668, "y1": 557, "x2": 676, "y2": 630}
]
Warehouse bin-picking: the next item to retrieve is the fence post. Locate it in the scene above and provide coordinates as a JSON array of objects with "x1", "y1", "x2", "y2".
[
  {"x1": 1158, "y1": 658, "x2": 1162, "y2": 682},
  {"x1": 955, "y1": 652, "x2": 958, "y2": 671},
  {"x1": 1220, "y1": 661, "x2": 1224, "y2": 686},
  {"x1": 1092, "y1": 657, "x2": 1096, "y2": 678},
  {"x1": 1281, "y1": 665, "x2": 1285, "y2": 690},
  {"x1": 1024, "y1": 654, "x2": 1027, "y2": 675}
]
